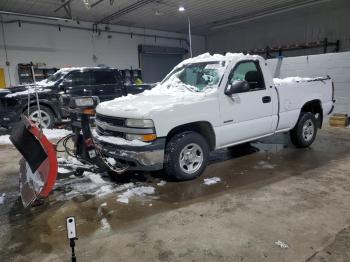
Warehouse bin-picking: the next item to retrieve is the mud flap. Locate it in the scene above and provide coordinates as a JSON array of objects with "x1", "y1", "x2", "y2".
[{"x1": 10, "y1": 116, "x2": 58, "y2": 207}]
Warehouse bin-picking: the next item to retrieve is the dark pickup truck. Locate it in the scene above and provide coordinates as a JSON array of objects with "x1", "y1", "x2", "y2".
[{"x1": 0, "y1": 67, "x2": 152, "y2": 129}]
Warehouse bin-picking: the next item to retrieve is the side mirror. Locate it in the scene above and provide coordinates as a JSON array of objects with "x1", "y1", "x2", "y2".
[{"x1": 225, "y1": 80, "x2": 250, "y2": 95}]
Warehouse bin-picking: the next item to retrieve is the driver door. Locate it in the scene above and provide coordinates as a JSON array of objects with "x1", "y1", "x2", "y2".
[
  {"x1": 63, "y1": 71, "x2": 95, "y2": 97},
  {"x1": 218, "y1": 60, "x2": 274, "y2": 147}
]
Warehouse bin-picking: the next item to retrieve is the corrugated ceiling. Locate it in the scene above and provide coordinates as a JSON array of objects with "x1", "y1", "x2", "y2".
[{"x1": 0, "y1": 0, "x2": 331, "y2": 34}]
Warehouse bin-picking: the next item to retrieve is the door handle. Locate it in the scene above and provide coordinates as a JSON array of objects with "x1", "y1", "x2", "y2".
[{"x1": 262, "y1": 96, "x2": 271, "y2": 103}]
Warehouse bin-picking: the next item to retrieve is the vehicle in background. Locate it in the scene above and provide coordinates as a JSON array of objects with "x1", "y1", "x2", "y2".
[
  {"x1": 0, "y1": 67, "x2": 152, "y2": 129},
  {"x1": 120, "y1": 68, "x2": 155, "y2": 95},
  {"x1": 94, "y1": 53, "x2": 335, "y2": 181}
]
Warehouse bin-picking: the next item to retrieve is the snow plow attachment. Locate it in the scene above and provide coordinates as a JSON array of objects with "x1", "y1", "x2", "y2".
[{"x1": 10, "y1": 116, "x2": 58, "y2": 207}]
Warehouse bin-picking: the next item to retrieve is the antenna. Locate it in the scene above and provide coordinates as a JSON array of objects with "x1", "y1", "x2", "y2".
[{"x1": 188, "y1": 17, "x2": 192, "y2": 58}]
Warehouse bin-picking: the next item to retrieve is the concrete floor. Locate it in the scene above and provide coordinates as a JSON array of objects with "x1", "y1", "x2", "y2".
[{"x1": 0, "y1": 126, "x2": 350, "y2": 261}]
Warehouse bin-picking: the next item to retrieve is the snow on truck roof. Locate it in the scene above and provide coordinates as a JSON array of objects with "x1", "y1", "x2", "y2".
[
  {"x1": 177, "y1": 52, "x2": 263, "y2": 67},
  {"x1": 55, "y1": 67, "x2": 117, "y2": 74}
]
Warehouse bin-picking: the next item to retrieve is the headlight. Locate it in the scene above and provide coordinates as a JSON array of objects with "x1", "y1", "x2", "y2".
[
  {"x1": 75, "y1": 97, "x2": 94, "y2": 107},
  {"x1": 69, "y1": 96, "x2": 99, "y2": 108},
  {"x1": 125, "y1": 119, "x2": 154, "y2": 128},
  {"x1": 125, "y1": 133, "x2": 157, "y2": 142}
]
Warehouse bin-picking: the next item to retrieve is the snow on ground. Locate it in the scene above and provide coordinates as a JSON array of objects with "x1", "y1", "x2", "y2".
[
  {"x1": 0, "y1": 135, "x2": 10, "y2": 145},
  {"x1": 100, "y1": 218, "x2": 111, "y2": 231},
  {"x1": 54, "y1": 168, "x2": 140, "y2": 201},
  {"x1": 41, "y1": 129, "x2": 71, "y2": 140},
  {"x1": 57, "y1": 156, "x2": 90, "y2": 170},
  {"x1": 58, "y1": 167, "x2": 71, "y2": 174},
  {"x1": 0, "y1": 128, "x2": 71, "y2": 145},
  {"x1": 203, "y1": 177, "x2": 221, "y2": 186},
  {"x1": 86, "y1": 172, "x2": 105, "y2": 184},
  {"x1": 0, "y1": 193, "x2": 5, "y2": 205},
  {"x1": 275, "y1": 240, "x2": 289, "y2": 249},
  {"x1": 117, "y1": 186, "x2": 155, "y2": 204},
  {"x1": 255, "y1": 160, "x2": 276, "y2": 169},
  {"x1": 157, "y1": 180, "x2": 167, "y2": 186}
]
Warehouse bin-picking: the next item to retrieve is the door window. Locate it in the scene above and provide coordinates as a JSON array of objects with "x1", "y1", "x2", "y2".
[
  {"x1": 229, "y1": 61, "x2": 265, "y2": 91},
  {"x1": 66, "y1": 71, "x2": 92, "y2": 86},
  {"x1": 92, "y1": 70, "x2": 117, "y2": 85}
]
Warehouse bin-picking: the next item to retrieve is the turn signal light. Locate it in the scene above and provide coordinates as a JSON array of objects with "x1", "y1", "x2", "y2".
[
  {"x1": 83, "y1": 108, "x2": 96, "y2": 115},
  {"x1": 142, "y1": 134, "x2": 157, "y2": 142}
]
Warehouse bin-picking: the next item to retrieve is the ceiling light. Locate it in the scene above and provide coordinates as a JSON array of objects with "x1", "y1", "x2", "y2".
[
  {"x1": 178, "y1": 6, "x2": 185, "y2": 12},
  {"x1": 83, "y1": 0, "x2": 91, "y2": 9}
]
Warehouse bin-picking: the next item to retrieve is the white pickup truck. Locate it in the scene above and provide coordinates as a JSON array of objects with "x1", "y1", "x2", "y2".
[{"x1": 93, "y1": 53, "x2": 335, "y2": 180}]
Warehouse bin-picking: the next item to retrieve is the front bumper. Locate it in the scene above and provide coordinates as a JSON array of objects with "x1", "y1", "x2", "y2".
[{"x1": 94, "y1": 137, "x2": 166, "y2": 171}]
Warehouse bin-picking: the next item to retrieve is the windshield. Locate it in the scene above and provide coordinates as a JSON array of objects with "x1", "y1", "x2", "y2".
[
  {"x1": 46, "y1": 71, "x2": 66, "y2": 83},
  {"x1": 161, "y1": 61, "x2": 226, "y2": 92}
]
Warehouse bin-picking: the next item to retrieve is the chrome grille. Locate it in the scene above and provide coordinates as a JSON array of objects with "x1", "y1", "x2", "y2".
[
  {"x1": 96, "y1": 126, "x2": 124, "y2": 138},
  {"x1": 96, "y1": 114, "x2": 125, "y2": 126}
]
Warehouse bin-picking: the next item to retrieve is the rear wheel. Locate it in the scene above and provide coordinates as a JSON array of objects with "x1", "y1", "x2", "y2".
[
  {"x1": 290, "y1": 112, "x2": 317, "y2": 148},
  {"x1": 27, "y1": 105, "x2": 55, "y2": 129},
  {"x1": 164, "y1": 131, "x2": 209, "y2": 181}
]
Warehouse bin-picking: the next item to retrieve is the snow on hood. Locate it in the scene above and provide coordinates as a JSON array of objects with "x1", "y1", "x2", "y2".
[
  {"x1": 34, "y1": 79, "x2": 56, "y2": 87},
  {"x1": 5, "y1": 86, "x2": 52, "y2": 98},
  {"x1": 97, "y1": 81, "x2": 216, "y2": 118}
]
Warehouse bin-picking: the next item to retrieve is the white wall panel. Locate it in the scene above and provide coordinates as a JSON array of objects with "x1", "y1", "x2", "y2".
[{"x1": 0, "y1": 19, "x2": 205, "y2": 86}]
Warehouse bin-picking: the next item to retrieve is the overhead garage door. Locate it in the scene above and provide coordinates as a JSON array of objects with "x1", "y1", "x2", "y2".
[
  {"x1": 267, "y1": 52, "x2": 350, "y2": 114},
  {"x1": 139, "y1": 45, "x2": 187, "y2": 83}
]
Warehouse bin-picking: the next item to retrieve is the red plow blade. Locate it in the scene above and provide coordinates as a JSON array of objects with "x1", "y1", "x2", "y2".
[{"x1": 10, "y1": 116, "x2": 58, "y2": 207}]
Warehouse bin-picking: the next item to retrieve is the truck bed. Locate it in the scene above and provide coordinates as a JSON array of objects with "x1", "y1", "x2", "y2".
[{"x1": 274, "y1": 76, "x2": 334, "y2": 131}]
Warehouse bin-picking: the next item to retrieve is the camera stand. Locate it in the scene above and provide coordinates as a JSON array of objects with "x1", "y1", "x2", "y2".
[{"x1": 70, "y1": 237, "x2": 78, "y2": 262}]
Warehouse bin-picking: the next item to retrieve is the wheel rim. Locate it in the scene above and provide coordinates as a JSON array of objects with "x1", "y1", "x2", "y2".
[
  {"x1": 302, "y1": 119, "x2": 314, "y2": 142},
  {"x1": 29, "y1": 110, "x2": 51, "y2": 128},
  {"x1": 179, "y1": 143, "x2": 204, "y2": 175}
]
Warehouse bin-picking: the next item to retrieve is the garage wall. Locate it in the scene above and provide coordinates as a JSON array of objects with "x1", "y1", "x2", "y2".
[
  {"x1": 206, "y1": 0, "x2": 350, "y2": 57},
  {"x1": 267, "y1": 52, "x2": 350, "y2": 114},
  {"x1": 0, "y1": 18, "x2": 205, "y2": 87}
]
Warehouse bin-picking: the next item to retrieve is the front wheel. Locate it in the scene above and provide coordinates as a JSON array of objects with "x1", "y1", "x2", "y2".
[
  {"x1": 27, "y1": 105, "x2": 55, "y2": 129},
  {"x1": 290, "y1": 112, "x2": 317, "y2": 148},
  {"x1": 164, "y1": 131, "x2": 209, "y2": 181}
]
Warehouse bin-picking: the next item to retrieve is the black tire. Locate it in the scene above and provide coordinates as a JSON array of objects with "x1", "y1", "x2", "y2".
[
  {"x1": 164, "y1": 131, "x2": 209, "y2": 181},
  {"x1": 27, "y1": 105, "x2": 55, "y2": 129},
  {"x1": 290, "y1": 112, "x2": 317, "y2": 148}
]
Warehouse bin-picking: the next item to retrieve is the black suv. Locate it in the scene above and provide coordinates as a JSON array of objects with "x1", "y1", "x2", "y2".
[{"x1": 0, "y1": 67, "x2": 150, "y2": 129}]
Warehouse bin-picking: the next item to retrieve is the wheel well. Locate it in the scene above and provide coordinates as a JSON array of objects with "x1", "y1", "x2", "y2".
[
  {"x1": 166, "y1": 122, "x2": 216, "y2": 150},
  {"x1": 22, "y1": 102, "x2": 57, "y2": 118},
  {"x1": 301, "y1": 100, "x2": 323, "y2": 128}
]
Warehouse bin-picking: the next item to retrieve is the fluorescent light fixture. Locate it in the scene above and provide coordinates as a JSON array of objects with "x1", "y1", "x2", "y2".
[{"x1": 178, "y1": 6, "x2": 185, "y2": 12}]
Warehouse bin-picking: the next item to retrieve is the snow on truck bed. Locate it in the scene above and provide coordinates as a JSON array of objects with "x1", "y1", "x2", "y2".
[{"x1": 273, "y1": 76, "x2": 327, "y2": 85}]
